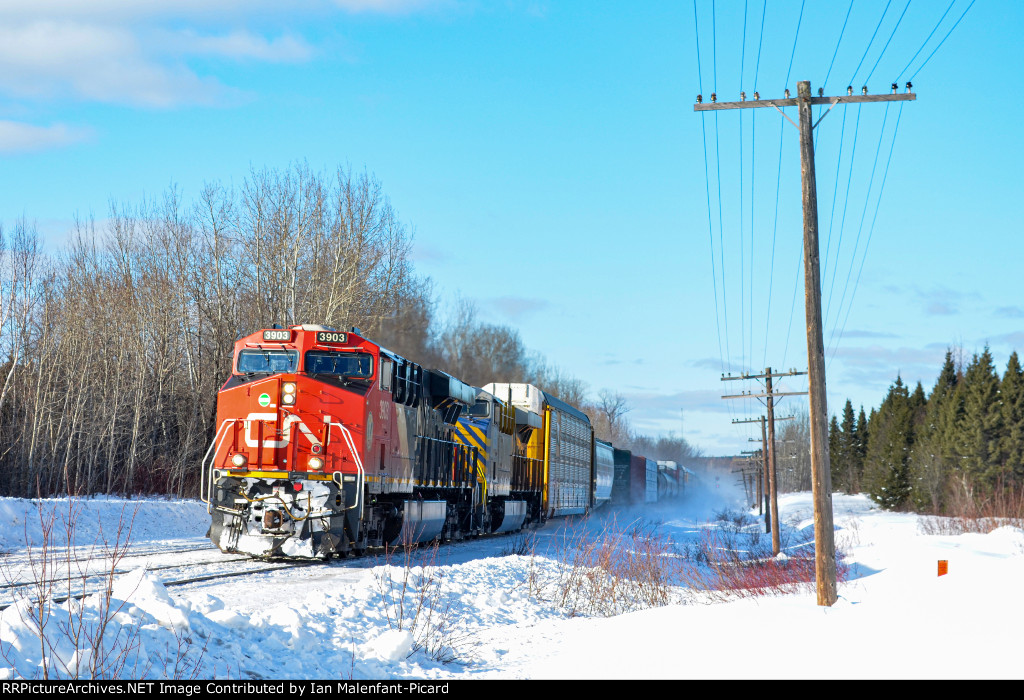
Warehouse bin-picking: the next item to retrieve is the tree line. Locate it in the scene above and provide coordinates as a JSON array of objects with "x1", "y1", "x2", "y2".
[
  {"x1": 825, "y1": 347, "x2": 1024, "y2": 514},
  {"x1": 0, "y1": 163, "x2": 699, "y2": 499}
]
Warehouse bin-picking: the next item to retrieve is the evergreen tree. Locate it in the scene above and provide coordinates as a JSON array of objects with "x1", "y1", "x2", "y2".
[
  {"x1": 830, "y1": 400, "x2": 859, "y2": 494},
  {"x1": 910, "y1": 350, "x2": 959, "y2": 512},
  {"x1": 1000, "y1": 352, "x2": 1024, "y2": 484},
  {"x1": 854, "y1": 406, "x2": 869, "y2": 489},
  {"x1": 864, "y1": 376, "x2": 915, "y2": 509},
  {"x1": 910, "y1": 382, "x2": 927, "y2": 423},
  {"x1": 829, "y1": 414, "x2": 842, "y2": 490},
  {"x1": 957, "y1": 347, "x2": 1005, "y2": 491}
]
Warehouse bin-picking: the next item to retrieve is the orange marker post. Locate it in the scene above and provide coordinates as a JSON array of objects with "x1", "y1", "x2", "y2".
[{"x1": 938, "y1": 560, "x2": 949, "y2": 577}]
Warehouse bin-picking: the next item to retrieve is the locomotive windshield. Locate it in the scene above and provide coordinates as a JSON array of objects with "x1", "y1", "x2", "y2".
[
  {"x1": 304, "y1": 351, "x2": 373, "y2": 378},
  {"x1": 237, "y1": 349, "x2": 299, "y2": 375}
]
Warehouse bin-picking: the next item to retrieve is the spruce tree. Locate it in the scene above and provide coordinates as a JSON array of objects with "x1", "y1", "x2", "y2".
[
  {"x1": 833, "y1": 400, "x2": 858, "y2": 493},
  {"x1": 864, "y1": 376, "x2": 915, "y2": 509},
  {"x1": 854, "y1": 406, "x2": 869, "y2": 490},
  {"x1": 910, "y1": 350, "x2": 959, "y2": 512},
  {"x1": 958, "y1": 347, "x2": 1005, "y2": 491},
  {"x1": 829, "y1": 414, "x2": 842, "y2": 491},
  {"x1": 1000, "y1": 352, "x2": 1024, "y2": 484}
]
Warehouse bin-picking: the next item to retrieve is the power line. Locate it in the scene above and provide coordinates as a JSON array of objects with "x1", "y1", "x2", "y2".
[
  {"x1": 823, "y1": 0, "x2": 854, "y2": 91},
  {"x1": 821, "y1": 104, "x2": 850, "y2": 284},
  {"x1": 752, "y1": 0, "x2": 766, "y2": 371},
  {"x1": 864, "y1": 0, "x2": 912, "y2": 85},
  {"x1": 828, "y1": 103, "x2": 894, "y2": 352},
  {"x1": 694, "y1": 0, "x2": 725, "y2": 373},
  {"x1": 784, "y1": 0, "x2": 806, "y2": 90},
  {"x1": 830, "y1": 102, "x2": 907, "y2": 367},
  {"x1": 824, "y1": 103, "x2": 863, "y2": 328},
  {"x1": 909, "y1": 0, "x2": 976, "y2": 81},
  {"x1": 740, "y1": 0, "x2": 748, "y2": 372},
  {"x1": 712, "y1": 2, "x2": 731, "y2": 372},
  {"x1": 764, "y1": 1, "x2": 804, "y2": 370},
  {"x1": 895, "y1": 0, "x2": 956, "y2": 81},
  {"x1": 849, "y1": 0, "x2": 892, "y2": 86}
]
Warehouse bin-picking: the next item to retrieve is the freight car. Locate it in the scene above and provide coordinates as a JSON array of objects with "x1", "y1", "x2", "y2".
[{"x1": 610, "y1": 448, "x2": 657, "y2": 506}]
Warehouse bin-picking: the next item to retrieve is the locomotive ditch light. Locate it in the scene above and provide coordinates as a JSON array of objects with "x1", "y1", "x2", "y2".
[
  {"x1": 230, "y1": 453, "x2": 247, "y2": 468},
  {"x1": 308, "y1": 456, "x2": 324, "y2": 470},
  {"x1": 282, "y1": 382, "x2": 297, "y2": 405}
]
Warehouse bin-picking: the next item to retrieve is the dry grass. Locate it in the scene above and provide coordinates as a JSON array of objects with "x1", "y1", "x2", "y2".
[{"x1": 521, "y1": 515, "x2": 680, "y2": 618}]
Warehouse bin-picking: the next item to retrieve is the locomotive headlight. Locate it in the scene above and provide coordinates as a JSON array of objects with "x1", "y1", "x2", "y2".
[
  {"x1": 230, "y1": 453, "x2": 247, "y2": 468},
  {"x1": 308, "y1": 456, "x2": 324, "y2": 470},
  {"x1": 282, "y1": 382, "x2": 297, "y2": 405}
]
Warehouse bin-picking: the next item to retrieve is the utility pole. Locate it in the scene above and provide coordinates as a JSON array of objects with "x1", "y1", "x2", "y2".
[
  {"x1": 734, "y1": 452, "x2": 760, "y2": 507},
  {"x1": 725, "y1": 370, "x2": 803, "y2": 555},
  {"x1": 699, "y1": 80, "x2": 916, "y2": 606},
  {"x1": 747, "y1": 436, "x2": 764, "y2": 516},
  {"x1": 740, "y1": 418, "x2": 768, "y2": 529}
]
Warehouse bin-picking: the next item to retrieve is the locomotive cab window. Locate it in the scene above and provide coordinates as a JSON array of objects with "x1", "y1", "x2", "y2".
[
  {"x1": 304, "y1": 351, "x2": 373, "y2": 378},
  {"x1": 468, "y1": 399, "x2": 490, "y2": 418},
  {"x1": 237, "y1": 349, "x2": 299, "y2": 375}
]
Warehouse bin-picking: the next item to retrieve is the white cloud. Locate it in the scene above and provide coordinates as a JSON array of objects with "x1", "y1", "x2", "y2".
[
  {"x1": 0, "y1": 21, "x2": 229, "y2": 107},
  {"x1": 489, "y1": 296, "x2": 549, "y2": 321},
  {"x1": 0, "y1": 0, "x2": 448, "y2": 20},
  {"x1": 169, "y1": 30, "x2": 314, "y2": 63},
  {"x1": 0, "y1": 120, "x2": 90, "y2": 153},
  {"x1": 330, "y1": 0, "x2": 451, "y2": 14}
]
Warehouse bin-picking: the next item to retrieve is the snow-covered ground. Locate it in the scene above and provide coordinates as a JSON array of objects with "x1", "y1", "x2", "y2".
[{"x1": 0, "y1": 483, "x2": 1021, "y2": 680}]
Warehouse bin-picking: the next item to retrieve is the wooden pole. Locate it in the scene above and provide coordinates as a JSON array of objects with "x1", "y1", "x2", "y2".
[
  {"x1": 765, "y1": 367, "x2": 780, "y2": 556},
  {"x1": 758, "y1": 417, "x2": 765, "y2": 520},
  {"x1": 700, "y1": 82, "x2": 914, "y2": 607},
  {"x1": 797, "y1": 80, "x2": 837, "y2": 606}
]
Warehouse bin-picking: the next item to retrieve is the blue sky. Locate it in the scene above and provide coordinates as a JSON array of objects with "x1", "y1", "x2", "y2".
[{"x1": 1, "y1": 1, "x2": 1020, "y2": 456}]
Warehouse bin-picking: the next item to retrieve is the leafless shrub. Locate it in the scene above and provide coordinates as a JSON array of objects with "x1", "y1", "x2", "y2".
[
  {"x1": 371, "y1": 538, "x2": 472, "y2": 664},
  {"x1": 0, "y1": 500, "x2": 148, "y2": 679},
  {"x1": 157, "y1": 626, "x2": 210, "y2": 681},
  {"x1": 918, "y1": 478, "x2": 1024, "y2": 535},
  {"x1": 837, "y1": 516, "x2": 863, "y2": 550},
  {"x1": 498, "y1": 529, "x2": 537, "y2": 557}
]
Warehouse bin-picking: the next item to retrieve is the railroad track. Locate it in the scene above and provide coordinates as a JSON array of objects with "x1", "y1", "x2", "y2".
[
  {"x1": 0, "y1": 552, "x2": 322, "y2": 611},
  {"x1": 0, "y1": 542, "x2": 216, "y2": 568}
]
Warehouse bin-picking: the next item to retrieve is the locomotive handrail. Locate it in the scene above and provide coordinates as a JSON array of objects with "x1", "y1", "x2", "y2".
[
  {"x1": 200, "y1": 419, "x2": 238, "y2": 510},
  {"x1": 328, "y1": 422, "x2": 364, "y2": 521}
]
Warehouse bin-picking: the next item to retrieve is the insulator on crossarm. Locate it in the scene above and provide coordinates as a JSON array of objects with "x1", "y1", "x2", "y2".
[
  {"x1": 753, "y1": 91, "x2": 760, "y2": 100},
  {"x1": 818, "y1": 87, "x2": 823, "y2": 97},
  {"x1": 784, "y1": 88, "x2": 790, "y2": 98},
  {"x1": 697, "y1": 94, "x2": 703, "y2": 103},
  {"x1": 711, "y1": 92, "x2": 717, "y2": 102},
  {"x1": 862, "y1": 85, "x2": 868, "y2": 95},
  {"x1": 847, "y1": 86, "x2": 853, "y2": 95},
  {"x1": 906, "y1": 81, "x2": 913, "y2": 92},
  {"x1": 741, "y1": 91, "x2": 746, "y2": 101},
  {"x1": 891, "y1": 82, "x2": 898, "y2": 94}
]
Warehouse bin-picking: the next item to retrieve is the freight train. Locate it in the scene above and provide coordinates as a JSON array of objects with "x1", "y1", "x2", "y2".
[{"x1": 200, "y1": 325, "x2": 688, "y2": 559}]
